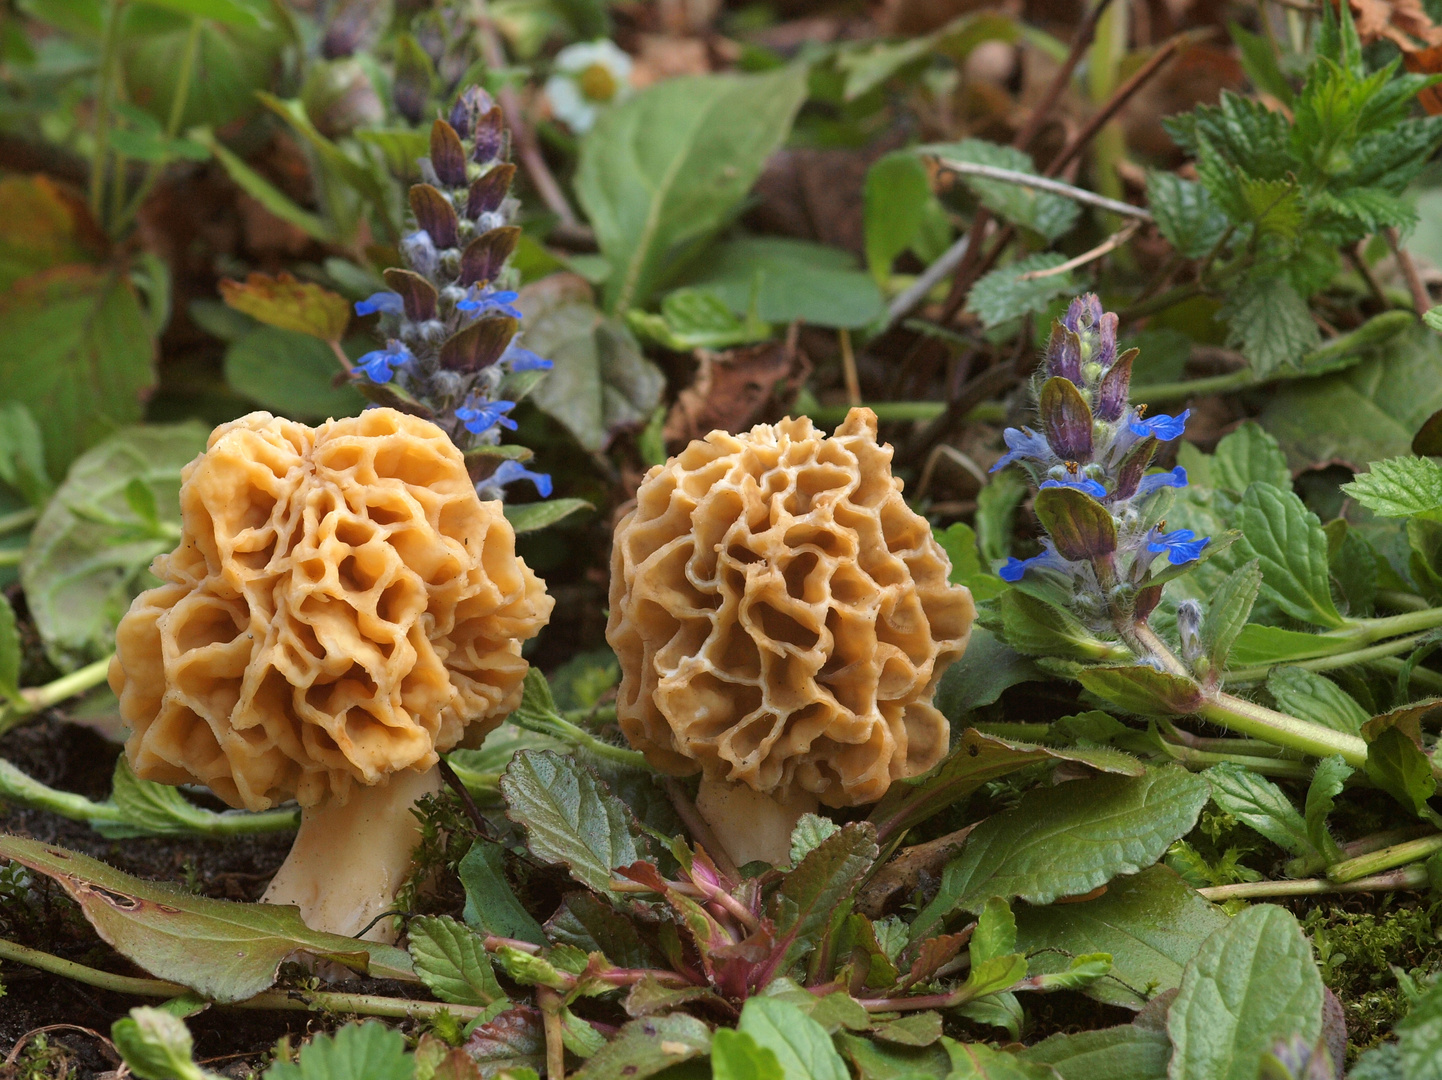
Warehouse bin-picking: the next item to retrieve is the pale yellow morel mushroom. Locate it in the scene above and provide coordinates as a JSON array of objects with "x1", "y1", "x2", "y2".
[
  {"x1": 108, "y1": 408, "x2": 552, "y2": 939},
  {"x1": 607, "y1": 407, "x2": 975, "y2": 867}
]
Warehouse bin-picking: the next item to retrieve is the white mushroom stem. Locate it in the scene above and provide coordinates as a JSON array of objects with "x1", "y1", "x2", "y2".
[
  {"x1": 694, "y1": 775, "x2": 819, "y2": 868},
  {"x1": 262, "y1": 765, "x2": 442, "y2": 942}
]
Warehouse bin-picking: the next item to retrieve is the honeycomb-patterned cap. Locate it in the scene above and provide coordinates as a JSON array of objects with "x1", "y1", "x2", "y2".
[
  {"x1": 109, "y1": 409, "x2": 553, "y2": 812},
  {"x1": 606, "y1": 407, "x2": 974, "y2": 807}
]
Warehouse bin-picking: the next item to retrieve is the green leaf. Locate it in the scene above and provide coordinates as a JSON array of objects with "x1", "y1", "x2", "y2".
[
  {"x1": 0, "y1": 265, "x2": 157, "y2": 475},
  {"x1": 0, "y1": 593, "x2": 19, "y2": 701},
  {"x1": 1017, "y1": 1019, "x2": 1170, "y2": 1080},
  {"x1": 102, "y1": 756, "x2": 297, "y2": 838},
  {"x1": 224, "y1": 327, "x2": 365, "y2": 420},
  {"x1": 997, "y1": 591, "x2": 1128, "y2": 662},
  {"x1": 571, "y1": 1014, "x2": 711, "y2": 1080},
  {"x1": 1266, "y1": 668, "x2": 1368, "y2": 735},
  {"x1": 518, "y1": 278, "x2": 664, "y2": 451},
  {"x1": 737, "y1": 997, "x2": 850, "y2": 1080},
  {"x1": 712, "y1": 1029, "x2": 786, "y2": 1080},
  {"x1": 964, "y1": 953, "x2": 1030, "y2": 998},
  {"x1": 458, "y1": 840, "x2": 548, "y2": 946},
  {"x1": 682, "y1": 237, "x2": 885, "y2": 329},
  {"x1": 408, "y1": 915, "x2": 507, "y2": 1007},
  {"x1": 1261, "y1": 324, "x2": 1442, "y2": 469},
  {"x1": 1396, "y1": 976, "x2": 1442, "y2": 1080},
  {"x1": 788, "y1": 813, "x2": 840, "y2": 866},
  {"x1": 1204, "y1": 762, "x2": 1313, "y2": 858},
  {"x1": 197, "y1": 131, "x2": 339, "y2": 245},
  {"x1": 1363, "y1": 726, "x2": 1436, "y2": 820},
  {"x1": 1223, "y1": 277, "x2": 1321, "y2": 377},
  {"x1": 20, "y1": 423, "x2": 207, "y2": 670},
  {"x1": 1015, "y1": 865, "x2": 1229, "y2": 1010},
  {"x1": 503, "y1": 499, "x2": 593, "y2": 535},
  {"x1": 771, "y1": 822, "x2": 879, "y2": 974},
  {"x1": 0, "y1": 835, "x2": 413, "y2": 1003},
  {"x1": 576, "y1": 67, "x2": 809, "y2": 313},
  {"x1": 943, "y1": 1041, "x2": 1060, "y2": 1080},
  {"x1": 0, "y1": 401, "x2": 54, "y2": 507},
  {"x1": 1203, "y1": 560, "x2": 1262, "y2": 669},
  {"x1": 966, "y1": 254, "x2": 1076, "y2": 329},
  {"x1": 1075, "y1": 666, "x2": 1204, "y2": 717},
  {"x1": 1341, "y1": 456, "x2": 1442, "y2": 519},
  {"x1": 837, "y1": 1032, "x2": 951, "y2": 1079},
  {"x1": 463, "y1": 1007, "x2": 547, "y2": 1076},
  {"x1": 931, "y1": 139, "x2": 1080, "y2": 241},
  {"x1": 1166, "y1": 905, "x2": 1323, "y2": 1080},
  {"x1": 865, "y1": 153, "x2": 933, "y2": 285},
  {"x1": 0, "y1": 174, "x2": 103, "y2": 290},
  {"x1": 500, "y1": 749, "x2": 647, "y2": 900},
  {"x1": 971, "y1": 896, "x2": 1018, "y2": 965},
  {"x1": 1212, "y1": 422, "x2": 1291, "y2": 493},
  {"x1": 911, "y1": 767, "x2": 1209, "y2": 940},
  {"x1": 264, "y1": 1022, "x2": 413, "y2": 1080},
  {"x1": 112, "y1": 1007, "x2": 214, "y2": 1080},
  {"x1": 1228, "y1": 22, "x2": 1294, "y2": 105},
  {"x1": 548, "y1": 891, "x2": 660, "y2": 971},
  {"x1": 935, "y1": 522, "x2": 1004, "y2": 600},
  {"x1": 1304, "y1": 756, "x2": 1352, "y2": 864},
  {"x1": 1146, "y1": 172, "x2": 1228, "y2": 259},
  {"x1": 1234, "y1": 482, "x2": 1345, "y2": 628},
  {"x1": 627, "y1": 288, "x2": 769, "y2": 351},
  {"x1": 868, "y1": 726, "x2": 1144, "y2": 840},
  {"x1": 934, "y1": 626, "x2": 1043, "y2": 718},
  {"x1": 1227, "y1": 623, "x2": 1343, "y2": 667}
]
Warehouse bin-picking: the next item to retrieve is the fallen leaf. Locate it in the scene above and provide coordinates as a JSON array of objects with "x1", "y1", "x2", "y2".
[
  {"x1": 1404, "y1": 45, "x2": 1442, "y2": 114},
  {"x1": 1354, "y1": 0, "x2": 1442, "y2": 51},
  {"x1": 219, "y1": 271, "x2": 352, "y2": 342},
  {"x1": 662, "y1": 333, "x2": 811, "y2": 451}
]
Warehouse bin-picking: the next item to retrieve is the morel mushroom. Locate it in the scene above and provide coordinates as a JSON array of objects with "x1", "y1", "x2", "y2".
[
  {"x1": 607, "y1": 407, "x2": 974, "y2": 867},
  {"x1": 109, "y1": 408, "x2": 552, "y2": 938}
]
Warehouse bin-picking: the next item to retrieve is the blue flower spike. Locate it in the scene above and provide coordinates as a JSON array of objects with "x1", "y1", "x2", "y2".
[
  {"x1": 356, "y1": 341, "x2": 412, "y2": 383},
  {"x1": 355, "y1": 291, "x2": 405, "y2": 317},
  {"x1": 1129, "y1": 409, "x2": 1191, "y2": 441},
  {"x1": 1147, "y1": 528, "x2": 1210, "y2": 565}
]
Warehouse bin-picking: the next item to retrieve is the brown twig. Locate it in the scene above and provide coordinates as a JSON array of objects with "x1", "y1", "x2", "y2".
[
  {"x1": 1017, "y1": 220, "x2": 1141, "y2": 279},
  {"x1": 1347, "y1": 243, "x2": 1389, "y2": 309},
  {"x1": 437, "y1": 756, "x2": 493, "y2": 839},
  {"x1": 538, "y1": 988, "x2": 567, "y2": 1080},
  {"x1": 1012, "y1": 0, "x2": 1117, "y2": 152},
  {"x1": 839, "y1": 328, "x2": 861, "y2": 406},
  {"x1": 1386, "y1": 227, "x2": 1432, "y2": 316}
]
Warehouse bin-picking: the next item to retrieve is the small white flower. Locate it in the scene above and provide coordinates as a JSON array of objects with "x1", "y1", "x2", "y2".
[{"x1": 545, "y1": 39, "x2": 634, "y2": 134}]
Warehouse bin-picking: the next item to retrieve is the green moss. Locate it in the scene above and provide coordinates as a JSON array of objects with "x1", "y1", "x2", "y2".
[{"x1": 1301, "y1": 896, "x2": 1442, "y2": 1055}]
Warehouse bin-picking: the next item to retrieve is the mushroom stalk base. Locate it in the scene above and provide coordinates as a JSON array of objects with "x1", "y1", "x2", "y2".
[
  {"x1": 262, "y1": 765, "x2": 442, "y2": 942},
  {"x1": 694, "y1": 776, "x2": 819, "y2": 868}
]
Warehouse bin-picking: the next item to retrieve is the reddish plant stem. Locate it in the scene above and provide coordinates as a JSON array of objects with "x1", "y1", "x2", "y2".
[
  {"x1": 1386, "y1": 227, "x2": 1432, "y2": 316},
  {"x1": 662, "y1": 777, "x2": 742, "y2": 881}
]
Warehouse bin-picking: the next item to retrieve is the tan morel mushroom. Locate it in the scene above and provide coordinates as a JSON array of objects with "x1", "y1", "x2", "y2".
[
  {"x1": 607, "y1": 407, "x2": 975, "y2": 867},
  {"x1": 108, "y1": 408, "x2": 552, "y2": 939}
]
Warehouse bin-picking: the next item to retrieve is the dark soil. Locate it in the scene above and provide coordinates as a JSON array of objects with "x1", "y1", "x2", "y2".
[{"x1": 0, "y1": 716, "x2": 312, "y2": 1076}]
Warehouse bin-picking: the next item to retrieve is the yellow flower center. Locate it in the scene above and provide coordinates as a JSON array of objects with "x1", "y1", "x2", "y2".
[{"x1": 578, "y1": 62, "x2": 620, "y2": 103}]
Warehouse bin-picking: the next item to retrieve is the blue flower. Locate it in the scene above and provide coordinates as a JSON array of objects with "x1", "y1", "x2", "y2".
[
  {"x1": 456, "y1": 399, "x2": 519, "y2": 433},
  {"x1": 990, "y1": 427, "x2": 1053, "y2": 472},
  {"x1": 1135, "y1": 466, "x2": 1188, "y2": 498},
  {"x1": 1147, "y1": 528, "x2": 1209, "y2": 565},
  {"x1": 998, "y1": 549, "x2": 1067, "y2": 582},
  {"x1": 1041, "y1": 477, "x2": 1108, "y2": 498},
  {"x1": 355, "y1": 291, "x2": 405, "y2": 317},
  {"x1": 503, "y1": 342, "x2": 553, "y2": 371},
  {"x1": 1129, "y1": 409, "x2": 1190, "y2": 441},
  {"x1": 458, "y1": 286, "x2": 523, "y2": 320},
  {"x1": 356, "y1": 341, "x2": 412, "y2": 383},
  {"x1": 490, "y1": 459, "x2": 553, "y2": 497}
]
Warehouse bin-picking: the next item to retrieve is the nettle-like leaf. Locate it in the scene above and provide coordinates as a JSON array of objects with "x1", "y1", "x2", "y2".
[
  {"x1": 1203, "y1": 560, "x2": 1262, "y2": 670},
  {"x1": 930, "y1": 139, "x2": 1081, "y2": 241},
  {"x1": 1147, "y1": 172, "x2": 1228, "y2": 259},
  {"x1": 1234, "y1": 482, "x2": 1346, "y2": 629},
  {"x1": 1303, "y1": 756, "x2": 1352, "y2": 867},
  {"x1": 499, "y1": 749, "x2": 649, "y2": 902},
  {"x1": 1342, "y1": 456, "x2": 1442, "y2": 519},
  {"x1": 966, "y1": 253, "x2": 1077, "y2": 328},
  {"x1": 768, "y1": 822, "x2": 879, "y2": 978},
  {"x1": 408, "y1": 915, "x2": 507, "y2": 1007},
  {"x1": 264, "y1": 1022, "x2": 413, "y2": 1080},
  {"x1": 1222, "y1": 276, "x2": 1321, "y2": 377}
]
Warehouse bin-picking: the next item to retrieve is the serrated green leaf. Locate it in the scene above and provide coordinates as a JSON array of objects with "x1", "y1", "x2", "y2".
[
  {"x1": 1166, "y1": 905, "x2": 1323, "y2": 1080},
  {"x1": 1204, "y1": 763, "x2": 1313, "y2": 858},
  {"x1": 1234, "y1": 482, "x2": 1345, "y2": 628},
  {"x1": 788, "y1": 813, "x2": 840, "y2": 866},
  {"x1": 1203, "y1": 560, "x2": 1262, "y2": 670},
  {"x1": 1266, "y1": 668, "x2": 1368, "y2": 735},
  {"x1": 1341, "y1": 456, "x2": 1442, "y2": 519},
  {"x1": 998, "y1": 590, "x2": 1128, "y2": 661},
  {"x1": 1396, "y1": 975, "x2": 1442, "y2": 1080},
  {"x1": 737, "y1": 997, "x2": 850, "y2": 1080},
  {"x1": 1304, "y1": 756, "x2": 1352, "y2": 865},
  {"x1": 1017, "y1": 1019, "x2": 1170, "y2": 1080},
  {"x1": 1363, "y1": 726, "x2": 1436, "y2": 820},
  {"x1": 1223, "y1": 277, "x2": 1321, "y2": 377},
  {"x1": 408, "y1": 915, "x2": 506, "y2": 1007},
  {"x1": 1147, "y1": 172, "x2": 1228, "y2": 259},
  {"x1": 112, "y1": 1008, "x2": 214, "y2": 1080},
  {"x1": 264, "y1": 1022, "x2": 413, "y2": 1080},
  {"x1": 911, "y1": 768, "x2": 1209, "y2": 941},
  {"x1": 966, "y1": 254, "x2": 1077, "y2": 328},
  {"x1": 1239, "y1": 176, "x2": 1303, "y2": 237},
  {"x1": 771, "y1": 822, "x2": 879, "y2": 974},
  {"x1": 576, "y1": 67, "x2": 808, "y2": 313},
  {"x1": 1015, "y1": 865, "x2": 1229, "y2": 1010},
  {"x1": 500, "y1": 749, "x2": 647, "y2": 901},
  {"x1": 1212, "y1": 422, "x2": 1291, "y2": 493}
]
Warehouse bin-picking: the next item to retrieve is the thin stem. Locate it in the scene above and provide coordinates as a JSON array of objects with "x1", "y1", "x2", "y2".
[
  {"x1": 1012, "y1": 0, "x2": 1115, "y2": 150},
  {"x1": 1017, "y1": 221, "x2": 1140, "y2": 281},
  {"x1": 662, "y1": 777, "x2": 741, "y2": 882},
  {"x1": 89, "y1": 0, "x2": 127, "y2": 224},
  {"x1": 931, "y1": 160, "x2": 1152, "y2": 220},
  {"x1": 1156, "y1": 741, "x2": 1314, "y2": 779},
  {"x1": 839, "y1": 328, "x2": 861, "y2": 407},
  {"x1": 1386, "y1": 227, "x2": 1432, "y2": 317},
  {"x1": 1328, "y1": 832, "x2": 1442, "y2": 883},
  {"x1": 0, "y1": 508, "x2": 37, "y2": 535},
  {"x1": 883, "y1": 235, "x2": 971, "y2": 331},
  {"x1": 507, "y1": 709, "x2": 650, "y2": 769},
  {"x1": 1197, "y1": 864, "x2": 1427, "y2": 900},
  {"x1": 113, "y1": 15, "x2": 201, "y2": 235},
  {"x1": 1223, "y1": 631, "x2": 1438, "y2": 685},
  {"x1": 538, "y1": 988, "x2": 566, "y2": 1080},
  {"x1": 0, "y1": 655, "x2": 116, "y2": 736},
  {"x1": 1377, "y1": 590, "x2": 1431, "y2": 613},
  {"x1": 0, "y1": 550, "x2": 21, "y2": 567}
]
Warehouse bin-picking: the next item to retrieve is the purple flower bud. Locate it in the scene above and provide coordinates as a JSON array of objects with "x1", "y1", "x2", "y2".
[
  {"x1": 1039, "y1": 376, "x2": 1094, "y2": 463},
  {"x1": 1095, "y1": 347, "x2": 1136, "y2": 422},
  {"x1": 1062, "y1": 293, "x2": 1103, "y2": 334},
  {"x1": 1110, "y1": 436, "x2": 1157, "y2": 501},
  {"x1": 1095, "y1": 311, "x2": 1119, "y2": 369},
  {"x1": 1045, "y1": 322, "x2": 1083, "y2": 383}
]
